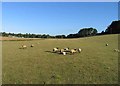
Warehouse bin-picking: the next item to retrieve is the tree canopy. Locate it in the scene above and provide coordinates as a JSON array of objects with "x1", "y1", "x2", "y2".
[
  {"x1": 105, "y1": 20, "x2": 120, "y2": 34},
  {"x1": 78, "y1": 28, "x2": 97, "y2": 37}
]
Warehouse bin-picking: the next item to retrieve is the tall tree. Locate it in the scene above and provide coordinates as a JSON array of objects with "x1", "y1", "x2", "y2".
[
  {"x1": 105, "y1": 20, "x2": 120, "y2": 34},
  {"x1": 78, "y1": 28, "x2": 98, "y2": 37}
]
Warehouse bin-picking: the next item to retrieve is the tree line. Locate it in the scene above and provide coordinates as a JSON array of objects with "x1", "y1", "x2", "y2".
[
  {"x1": 1, "y1": 32, "x2": 56, "y2": 38},
  {"x1": 67, "y1": 28, "x2": 97, "y2": 38},
  {"x1": 1, "y1": 20, "x2": 120, "y2": 38}
]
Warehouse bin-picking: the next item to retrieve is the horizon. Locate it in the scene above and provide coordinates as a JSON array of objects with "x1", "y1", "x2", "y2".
[{"x1": 2, "y1": 2, "x2": 118, "y2": 36}]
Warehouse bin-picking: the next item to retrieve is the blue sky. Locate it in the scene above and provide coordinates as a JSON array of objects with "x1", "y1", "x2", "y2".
[{"x1": 2, "y1": 2, "x2": 118, "y2": 35}]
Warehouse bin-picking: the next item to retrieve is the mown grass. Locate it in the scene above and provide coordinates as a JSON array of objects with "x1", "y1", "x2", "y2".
[{"x1": 2, "y1": 34, "x2": 119, "y2": 84}]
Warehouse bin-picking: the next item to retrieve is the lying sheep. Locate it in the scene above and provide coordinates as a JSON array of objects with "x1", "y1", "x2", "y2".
[
  {"x1": 53, "y1": 47, "x2": 59, "y2": 52},
  {"x1": 60, "y1": 49, "x2": 64, "y2": 53},
  {"x1": 21, "y1": 45, "x2": 27, "y2": 49},
  {"x1": 70, "y1": 49, "x2": 77, "y2": 54}
]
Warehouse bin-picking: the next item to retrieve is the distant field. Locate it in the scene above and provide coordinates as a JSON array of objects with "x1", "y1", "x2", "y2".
[
  {"x1": 0, "y1": 37, "x2": 40, "y2": 41},
  {"x1": 2, "y1": 34, "x2": 119, "y2": 84}
]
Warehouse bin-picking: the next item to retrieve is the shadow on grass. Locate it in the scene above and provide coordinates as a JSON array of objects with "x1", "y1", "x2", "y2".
[
  {"x1": 45, "y1": 51, "x2": 62, "y2": 55},
  {"x1": 19, "y1": 47, "x2": 27, "y2": 49},
  {"x1": 45, "y1": 51, "x2": 54, "y2": 53},
  {"x1": 45, "y1": 50, "x2": 75, "y2": 56}
]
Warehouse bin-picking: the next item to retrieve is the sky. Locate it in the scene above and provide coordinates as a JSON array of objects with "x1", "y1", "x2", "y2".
[{"x1": 2, "y1": 2, "x2": 118, "y2": 36}]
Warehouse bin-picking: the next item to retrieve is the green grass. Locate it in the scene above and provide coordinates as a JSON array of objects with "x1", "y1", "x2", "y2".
[{"x1": 2, "y1": 34, "x2": 119, "y2": 84}]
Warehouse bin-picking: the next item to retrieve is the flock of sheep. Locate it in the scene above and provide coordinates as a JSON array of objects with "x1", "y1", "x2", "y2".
[
  {"x1": 20, "y1": 44, "x2": 82, "y2": 55},
  {"x1": 52, "y1": 43, "x2": 120, "y2": 55},
  {"x1": 53, "y1": 47, "x2": 82, "y2": 55},
  {"x1": 20, "y1": 43, "x2": 119, "y2": 55}
]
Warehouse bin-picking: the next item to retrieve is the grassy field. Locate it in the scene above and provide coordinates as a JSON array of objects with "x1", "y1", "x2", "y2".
[{"x1": 2, "y1": 34, "x2": 119, "y2": 84}]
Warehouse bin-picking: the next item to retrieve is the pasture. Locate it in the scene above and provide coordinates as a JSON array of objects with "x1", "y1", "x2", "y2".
[{"x1": 2, "y1": 34, "x2": 119, "y2": 84}]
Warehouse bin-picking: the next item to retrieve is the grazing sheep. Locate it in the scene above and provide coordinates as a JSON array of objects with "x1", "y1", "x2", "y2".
[
  {"x1": 31, "y1": 44, "x2": 34, "y2": 47},
  {"x1": 22, "y1": 45, "x2": 27, "y2": 49},
  {"x1": 106, "y1": 43, "x2": 108, "y2": 46},
  {"x1": 78, "y1": 48, "x2": 82, "y2": 53},
  {"x1": 70, "y1": 49, "x2": 77, "y2": 54},
  {"x1": 53, "y1": 47, "x2": 59, "y2": 52}
]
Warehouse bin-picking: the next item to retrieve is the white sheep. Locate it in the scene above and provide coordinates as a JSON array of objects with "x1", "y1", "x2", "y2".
[
  {"x1": 78, "y1": 48, "x2": 82, "y2": 53},
  {"x1": 53, "y1": 47, "x2": 59, "y2": 52},
  {"x1": 31, "y1": 44, "x2": 34, "y2": 47},
  {"x1": 64, "y1": 47, "x2": 69, "y2": 51},
  {"x1": 60, "y1": 49, "x2": 64, "y2": 53},
  {"x1": 22, "y1": 45, "x2": 27, "y2": 49},
  {"x1": 106, "y1": 43, "x2": 108, "y2": 46},
  {"x1": 70, "y1": 49, "x2": 77, "y2": 54}
]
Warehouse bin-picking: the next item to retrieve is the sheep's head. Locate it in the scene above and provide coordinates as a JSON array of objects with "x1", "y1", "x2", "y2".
[
  {"x1": 74, "y1": 48, "x2": 77, "y2": 51},
  {"x1": 56, "y1": 47, "x2": 59, "y2": 49}
]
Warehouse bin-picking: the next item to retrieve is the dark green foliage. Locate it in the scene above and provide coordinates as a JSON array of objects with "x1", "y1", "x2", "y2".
[
  {"x1": 67, "y1": 34, "x2": 79, "y2": 38},
  {"x1": 1, "y1": 32, "x2": 9, "y2": 37},
  {"x1": 55, "y1": 35, "x2": 66, "y2": 38},
  {"x1": 67, "y1": 28, "x2": 98, "y2": 38},
  {"x1": 78, "y1": 28, "x2": 98, "y2": 37},
  {"x1": 105, "y1": 20, "x2": 120, "y2": 34},
  {"x1": 1, "y1": 32, "x2": 54, "y2": 38}
]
